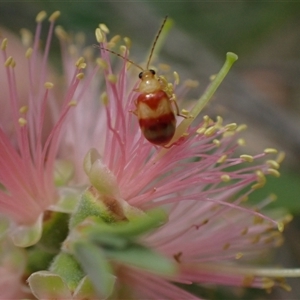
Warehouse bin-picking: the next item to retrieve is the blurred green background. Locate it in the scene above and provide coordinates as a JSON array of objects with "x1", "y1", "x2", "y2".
[{"x1": 1, "y1": 1, "x2": 300, "y2": 299}]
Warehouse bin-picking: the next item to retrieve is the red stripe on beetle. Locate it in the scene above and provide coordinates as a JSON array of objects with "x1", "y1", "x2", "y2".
[
  {"x1": 137, "y1": 90, "x2": 169, "y2": 110},
  {"x1": 139, "y1": 113, "x2": 176, "y2": 145}
]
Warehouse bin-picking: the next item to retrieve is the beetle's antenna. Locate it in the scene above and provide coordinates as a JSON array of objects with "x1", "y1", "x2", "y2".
[
  {"x1": 97, "y1": 46, "x2": 144, "y2": 71},
  {"x1": 146, "y1": 16, "x2": 168, "y2": 69}
]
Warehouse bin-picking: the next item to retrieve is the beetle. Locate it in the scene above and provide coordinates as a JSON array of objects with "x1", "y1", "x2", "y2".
[
  {"x1": 134, "y1": 68, "x2": 179, "y2": 146},
  {"x1": 99, "y1": 16, "x2": 186, "y2": 146}
]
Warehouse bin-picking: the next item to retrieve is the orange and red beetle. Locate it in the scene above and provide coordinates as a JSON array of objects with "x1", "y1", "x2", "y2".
[
  {"x1": 100, "y1": 16, "x2": 186, "y2": 146},
  {"x1": 134, "y1": 68, "x2": 180, "y2": 146}
]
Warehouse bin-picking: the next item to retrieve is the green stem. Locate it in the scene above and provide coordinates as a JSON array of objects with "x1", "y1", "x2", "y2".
[
  {"x1": 154, "y1": 52, "x2": 238, "y2": 161},
  {"x1": 178, "y1": 52, "x2": 238, "y2": 135}
]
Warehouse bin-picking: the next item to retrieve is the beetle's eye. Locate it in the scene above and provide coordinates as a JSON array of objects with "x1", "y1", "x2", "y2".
[
  {"x1": 150, "y1": 69, "x2": 156, "y2": 75},
  {"x1": 138, "y1": 72, "x2": 143, "y2": 79}
]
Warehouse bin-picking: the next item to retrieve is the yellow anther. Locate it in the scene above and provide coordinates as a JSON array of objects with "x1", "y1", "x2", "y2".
[
  {"x1": 76, "y1": 73, "x2": 84, "y2": 80},
  {"x1": 225, "y1": 123, "x2": 237, "y2": 131},
  {"x1": 49, "y1": 11, "x2": 61, "y2": 22},
  {"x1": 240, "y1": 154, "x2": 254, "y2": 162},
  {"x1": 262, "y1": 278, "x2": 275, "y2": 289},
  {"x1": 167, "y1": 82, "x2": 174, "y2": 91},
  {"x1": 269, "y1": 193, "x2": 277, "y2": 202},
  {"x1": 78, "y1": 62, "x2": 86, "y2": 69},
  {"x1": 216, "y1": 116, "x2": 223, "y2": 127},
  {"x1": 266, "y1": 160, "x2": 280, "y2": 169},
  {"x1": 204, "y1": 126, "x2": 216, "y2": 137},
  {"x1": 119, "y1": 45, "x2": 128, "y2": 56},
  {"x1": 256, "y1": 170, "x2": 266, "y2": 183},
  {"x1": 235, "y1": 252, "x2": 243, "y2": 259},
  {"x1": 125, "y1": 61, "x2": 133, "y2": 70},
  {"x1": 251, "y1": 182, "x2": 265, "y2": 189},
  {"x1": 213, "y1": 139, "x2": 220, "y2": 147},
  {"x1": 236, "y1": 124, "x2": 247, "y2": 132},
  {"x1": 109, "y1": 35, "x2": 121, "y2": 45},
  {"x1": 277, "y1": 222, "x2": 284, "y2": 232},
  {"x1": 4, "y1": 56, "x2": 13, "y2": 67},
  {"x1": 182, "y1": 132, "x2": 189, "y2": 138},
  {"x1": 158, "y1": 63, "x2": 170, "y2": 72},
  {"x1": 101, "y1": 92, "x2": 108, "y2": 105},
  {"x1": 203, "y1": 115, "x2": 210, "y2": 124},
  {"x1": 184, "y1": 79, "x2": 199, "y2": 88},
  {"x1": 284, "y1": 213, "x2": 293, "y2": 224},
  {"x1": 223, "y1": 131, "x2": 234, "y2": 138},
  {"x1": 241, "y1": 227, "x2": 248, "y2": 235},
  {"x1": 237, "y1": 138, "x2": 246, "y2": 146},
  {"x1": 267, "y1": 168, "x2": 280, "y2": 177},
  {"x1": 180, "y1": 109, "x2": 189, "y2": 117},
  {"x1": 99, "y1": 23, "x2": 110, "y2": 34},
  {"x1": 123, "y1": 37, "x2": 131, "y2": 49},
  {"x1": 196, "y1": 127, "x2": 206, "y2": 135},
  {"x1": 276, "y1": 151, "x2": 285, "y2": 164},
  {"x1": 25, "y1": 48, "x2": 33, "y2": 59},
  {"x1": 68, "y1": 100, "x2": 77, "y2": 107},
  {"x1": 55, "y1": 26, "x2": 68, "y2": 40},
  {"x1": 221, "y1": 174, "x2": 231, "y2": 182},
  {"x1": 107, "y1": 74, "x2": 117, "y2": 83},
  {"x1": 217, "y1": 154, "x2": 227, "y2": 164},
  {"x1": 222, "y1": 243, "x2": 230, "y2": 250},
  {"x1": 11, "y1": 59, "x2": 16, "y2": 68},
  {"x1": 95, "y1": 28, "x2": 104, "y2": 43},
  {"x1": 19, "y1": 106, "x2": 28, "y2": 114},
  {"x1": 78, "y1": 63, "x2": 86, "y2": 70},
  {"x1": 44, "y1": 82, "x2": 54, "y2": 89},
  {"x1": 18, "y1": 118, "x2": 27, "y2": 127},
  {"x1": 1, "y1": 38, "x2": 7, "y2": 50},
  {"x1": 36, "y1": 11, "x2": 47, "y2": 23},
  {"x1": 279, "y1": 282, "x2": 292, "y2": 292},
  {"x1": 75, "y1": 57, "x2": 85, "y2": 68},
  {"x1": 264, "y1": 148, "x2": 278, "y2": 154},
  {"x1": 173, "y1": 71, "x2": 180, "y2": 85},
  {"x1": 20, "y1": 28, "x2": 32, "y2": 47},
  {"x1": 96, "y1": 58, "x2": 108, "y2": 69}
]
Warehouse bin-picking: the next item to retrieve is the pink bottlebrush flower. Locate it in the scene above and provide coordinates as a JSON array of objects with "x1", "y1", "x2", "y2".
[
  {"x1": 1, "y1": 11, "x2": 300, "y2": 299},
  {"x1": 69, "y1": 22, "x2": 299, "y2": 299},
  {"x1": 0, "y1": 11, "x2": 88, "y2": 245}
]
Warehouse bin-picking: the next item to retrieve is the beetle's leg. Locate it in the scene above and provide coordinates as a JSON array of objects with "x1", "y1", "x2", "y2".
[
  {"x1": 129, "y1": 109, "x2": 138, "y2": 116},
  {"x1": 129, "y1": 99, "x2": 138, "y2": 116},
  {"x1": 169, "y1": 95, "x2": 189, "y2": 119}
]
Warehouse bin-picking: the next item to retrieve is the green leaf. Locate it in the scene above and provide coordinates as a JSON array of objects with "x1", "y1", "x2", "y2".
[
  {"x1": 51, "y1": 187, "x2": 81, "y2": 213},
  {"x1": 73, "y1": 241, "x2": 115, "y2": 298},
  {"x1": 73, "y1": 276, "x2": 98, "y2": 299},
  {"x1": 10, "y1": 213, "x2": 43, "y2": 247},
  {"x1": 107, "y1": 244, "x2": 177, "y2": 277},
  {"x1": 28, "y1": 271, "x2": 72, "y2": 299},
  {"x1": 39, "y1": 212, "x2": 69, "y2": 252},
  {"x1": 49, "y1": 252, "x2": 85, "y2": 292},
  {"x1": 86, "y1": 209, "x2": 167, "y2": 239},
  {"x1": 69, "y1": 187, "x2": 116, "y2": 229}
]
